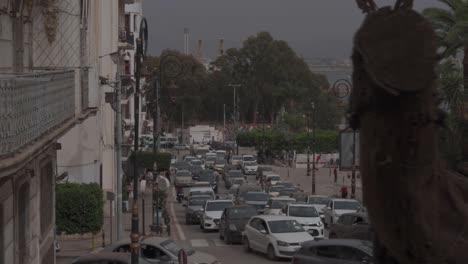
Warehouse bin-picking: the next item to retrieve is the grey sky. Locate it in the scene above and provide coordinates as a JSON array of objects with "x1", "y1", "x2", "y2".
[{"x1": 143, "y1": 0, "x2": 444, "y2": 60}]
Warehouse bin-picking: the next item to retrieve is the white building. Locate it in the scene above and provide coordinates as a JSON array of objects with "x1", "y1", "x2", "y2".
[{"x1": 184, "y1": 125, "x2": 224, "y2": 144}]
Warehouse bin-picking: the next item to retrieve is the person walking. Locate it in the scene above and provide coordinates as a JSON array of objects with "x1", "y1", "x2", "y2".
[{"x1": 340, "y1": 185, "x2": 348, "y2": 198}]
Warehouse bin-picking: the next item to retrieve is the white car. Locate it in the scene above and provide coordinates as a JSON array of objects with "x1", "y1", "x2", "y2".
[
  {"x1": 307, "y1": 195, "x2": 331, "y2": 221},
  {"x1": 322, "y1": 198, "x2": 362, "y2": 227},
  {"x1": 200, "y1": 200, "x2": 234, "y2": 232},
  {"x1": 190, "y1": 159, "x2": 205, "y2": 170},
  {"x1": 242, "y1": 215, "x2": 313, "y2": 260},
  {"x1": 283, "y1": 203, "x2": 324, "y2": 239},
  {"x1": 231, "y1": 155, "x2": 243, "y2": 166},
  {"x1": 264, "y1": 197, "x2": 296, "y2": 215},
  {"x1": 264, "y1": 172, "x2": 281, "y2": 186},
  {"x1": 242, "y1": 161, "x2": 258, "y2": 175}
]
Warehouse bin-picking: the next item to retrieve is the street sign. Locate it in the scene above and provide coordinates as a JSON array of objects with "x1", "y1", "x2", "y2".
[
  {"x1": 339, "y1": 130, "x2": 360, "y2": 171},
  {"x1": 127, "y1": 185, "x2": 134, "y2": 191}
]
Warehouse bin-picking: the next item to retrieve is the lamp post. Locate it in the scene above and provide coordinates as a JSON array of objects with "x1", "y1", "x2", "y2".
[
  {"x1": 311, "y1": 102, "x2": 316, "y2": 195},
  {"x1": 131, "y1": 17, "x2": 148, "y2": 264},
  {"x1": 306, "y1": 113, "x2": 311, "y2": 177},
  {"x1": 351, "y1": 130, "x2": 357, "y2": 198}
]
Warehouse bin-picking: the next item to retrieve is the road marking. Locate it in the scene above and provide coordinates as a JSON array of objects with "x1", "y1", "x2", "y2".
[
  {"x1": 213, "y1": 239, "x2": 229, "y2": 247},
  {"x1": 169, "y1": 188, "x2": 186, "y2": 241},
  {"x1": 190, "y1": 239, "x2": 209, "y2": 247}
]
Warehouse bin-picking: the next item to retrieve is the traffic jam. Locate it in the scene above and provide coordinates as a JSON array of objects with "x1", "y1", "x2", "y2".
[{"x1": 172, "y1": 144, "x2": 373, "y2": 263}]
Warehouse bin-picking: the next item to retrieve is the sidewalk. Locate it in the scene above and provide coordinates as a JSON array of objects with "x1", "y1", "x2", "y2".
[
  {"x1": 271, "y1": 162, "x2": 363, "y2": 201},
  {"x1": 57, "y1": 184, "x2": 163, "y2": 263}
]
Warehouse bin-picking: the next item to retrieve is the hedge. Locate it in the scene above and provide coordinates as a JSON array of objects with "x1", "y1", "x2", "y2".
[
  {"x1": 237, "y1": 129, "x2": 338, "y2": 153},
  {"x1": 56, "y1": 183, "x2": 103, "y2": 235}
]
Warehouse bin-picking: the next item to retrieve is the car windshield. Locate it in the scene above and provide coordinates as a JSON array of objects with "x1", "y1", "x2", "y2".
[
  {"x1": 206, "y1": 156, "x2": 216, "y2": 161},
  {"x1": 268, "y1": 220, "x2": 305, "y2": 233},
  {"x1": 271, "y1": 200, "x2": 292, "y2": 209},
  {"x1": 244, "y1": 192, "x2": 269, "y2": 201},
  {"x1": 243, "y1": 156, "x2": 255, "y2": 161},
  {"x1": 228, "y1": 171, "x2": 242, "y2": 177},
  {"x1": 268, "y1": 176, "x2": 280, "y2": 181},
  {"x1": 277, "y1": 182, "x2": 294, "y2": 188},
  {"x1": 176, "y1": 171, "x2": 191, "y2": 177},
  {"x1": 233, "y1": 178, "x2": 244, "y2": 184},
  {"x1": 228, "y1": 207, "x2": 257, "y2": 219},
  {"x1": 189, "y1": 198, "x2": 210, "y2": 206},
  {"x1": 335, "y1": 201, "x2": 361, "y2": 210},
  {"x1": 244, "y1": 161, "x2": 257, "y2": 166},
  {"x1": 160, "y1": 239, "x2": 183, "y2": 256},
  {"x1": 269, "y1": 186, "x2": 284, "y2": 192},
  {"x1": 308, "y1": 197, "x2": 330, "y2": 205},
  {"x1": 190, "y1": 191, "x2": 212, "y2": 196},
  {"x1": 191, "y1": 160, "x2": 203, "y2": 165},
  {"x1": 206, "y1": 202, "x2": 233, "y2": 211},
  {"x1": 289, "y1": 206, "x2": 319, "y2": 217}
]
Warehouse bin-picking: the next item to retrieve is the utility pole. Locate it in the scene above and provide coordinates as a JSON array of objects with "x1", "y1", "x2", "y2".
[
  {"x1": 351, "y1": 130, "x2": 357, "y2": 198},
  {"x1": 311, "y1": 102, "x2": 316, "y2": 195},
  {"x1": 115, "y1": 51, "x2": 123, "y2": 241},
  {"x1": 223, "y1": 104, "x2": 226, "y2": 143},
  {"x1": 152, "y1": 78, "x2": 160, "y2": 154},
  {"x1": 228, "y1": 84, "x2": 242, "y2": 155},
  {"x1": 306, "y1": 113, "x2": 311, "y2": 177}
]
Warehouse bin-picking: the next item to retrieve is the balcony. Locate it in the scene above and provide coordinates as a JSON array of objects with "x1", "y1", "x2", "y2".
[
  {"x1": 0, "y1": 70, "x2": 77, "y2": 156},
  {"x1": 118, "y1": 28, "x2": 135, "y2": 50}
]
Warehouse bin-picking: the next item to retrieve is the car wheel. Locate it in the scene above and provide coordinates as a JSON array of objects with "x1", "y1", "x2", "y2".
[
  {"x1": 267, "y1": 245, "x2": 278, "y2": 261},
  {"x1": 243, "y1": 237, "x2": 251, "y2": 253}
]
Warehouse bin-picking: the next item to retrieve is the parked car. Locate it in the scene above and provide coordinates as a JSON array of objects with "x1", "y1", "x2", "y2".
[
  {"x1": 231, "y1": 155, "x2": 243, "y2": 167},
  {"x1": 264, "y1": 197, "x2": 296, "y2": 215},
  {"x1": 282, "y1": 203, "x2": 324, "y2": 239},
  {"x1": 242, "y1": 154, "x2": 256, "y2": 163},
  {"x1": 292, "y1": 239, "x2": 373, "y2": 264},
  {"x1": 322, "y1": 199, "x2": 362, "y2": 227},
  {"x1": 329, "y1": 212, "x2": 373, "y2": 241},
  {"x1": 200, "y1": 200, "x2": 234, "y2": 232},
  {"x1": 224, "y1": 170, "x2": 243, "y2": 188},
  {"x1": 183, "y1": 156, "x2": 197, "y2": 163},
  {"x1": 184, "y1": 195, "x2": 213, "y2": 225},
  {"x1": 218, "y1": 205, "x2": 257, "y2": 244},
  {"x1": 241, "y1": 161, "x2": 258, "y2": 175},
  {"x1": 100, "y1": 237, "x2": 219, "y2": 264},
  {"x1": 243, "y1": 215, "x2": 314, "y2": 260},
  {"x1": 307, "y1": 195, "x2": 331, "y2": 220},
  {"x1": 239, "y1": 191, "x2": 270, "y2": 214},
  {"x1": 276, "y1": 181, "x2": 295, "y2": 188},
  {"x1": 174, "y1": 170, "x2": 193, "y2": 187}
]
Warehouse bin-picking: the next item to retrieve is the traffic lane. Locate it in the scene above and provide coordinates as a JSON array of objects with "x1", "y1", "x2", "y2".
[{"x1": 171, "y1": 183, "x2": 285, "y2": 264}]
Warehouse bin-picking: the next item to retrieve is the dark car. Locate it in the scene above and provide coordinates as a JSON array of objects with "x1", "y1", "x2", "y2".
[
  {"x1": 225, "y1": 170, "x2": 243, "y2": 188},
  {"x1": 184, "y1": 195, "x2": 212, "y2": 225},
  {"x1": 292, "y1": 239, "x2": 373, "y2": 264},
  {"x1": 239, "y1": 191, "x2": 270, "y2": 213},
  {"x1": 256, "y1": 165, "x2": 273, "y2": 180},
  {"x1": 188, "y1": 165, "x2": 203, "y2": 181},
  {"x1": 199, "y1": 170, "x2": 218, "y2": 191},
  {"x1": 219, "y1": 205, "x2": 257, "y2": 244},
  {"x1": 174, "y1": 161, "x2": 191, "y2": 171},
  {"x1": 329, "y1": 212, "x2": 373, "y2": 241},
  {"x1": 279, "y1": 187, "x2": 299, "y2": 197}
]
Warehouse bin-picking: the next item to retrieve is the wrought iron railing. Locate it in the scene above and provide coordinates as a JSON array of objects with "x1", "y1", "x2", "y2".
[{"x1": 0, "y1": 70, "x2": 75, "y2": 156}]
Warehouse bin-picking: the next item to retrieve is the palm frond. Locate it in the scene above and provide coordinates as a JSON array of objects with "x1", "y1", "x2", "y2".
[
  {"x1": 437, "y1": 0, "x2": 463, "y2": 11},
  {"x1": 423, "y1": 8, "x2": 456, "y2": 29}
]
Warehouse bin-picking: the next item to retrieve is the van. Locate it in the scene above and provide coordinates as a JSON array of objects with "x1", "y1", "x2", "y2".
[{"x1": 186, "y1": 187, "x2": 215, "y2": 200}]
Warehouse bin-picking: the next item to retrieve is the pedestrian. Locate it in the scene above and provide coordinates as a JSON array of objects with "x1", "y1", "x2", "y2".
[
  {"x1": 340, "y1": 185, "x2": 348, "y2": 198},
  {"x1": 333, "y1": 168, "x2": 338, "y2": 183},
  {"x1": 213, "y1": 170, "x2": 220, "y2": 194}
]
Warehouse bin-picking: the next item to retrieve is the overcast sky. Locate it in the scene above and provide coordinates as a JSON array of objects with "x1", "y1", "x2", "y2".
[{"x1": 143, "y1": 0, "x2": 444, "y2": 60}]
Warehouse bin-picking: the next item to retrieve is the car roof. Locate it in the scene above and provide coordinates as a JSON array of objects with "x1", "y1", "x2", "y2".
[
  {"x1": 244, "y1": 191, "x2": 267, "y2": 195},
  {"x1": 289, "y1": 203, "x2": 315, "y2": 207},
  {"x1": 331, "y1": 198, "x2": 360, "y2": 202},
  {"x1": 308, "y1": 195, "x2": 330, "y2": 198},
  {"x1": 253, "y1": 215, "x2": 295, "y2": 221},
  {"x1": 302, "y1": 239, "x2": 373, "y2": 248},
  {"x1": 189, "y1": 187, "x2": 213, "y2": 191},
  {"x1": 228, "y1": 170, "x2": 242, "y2": 173},
  {"x1": 271, "y1": 197, "x2": 295, "y2": 200},
  {"x1": 141, "y1": 236, "x2": 173, "y2": 245},
  {"x1": 227, "y1": 204, "x2": 255, "y2": 210},
  {"x1": 207, "y1": 199, "x2": 233, "y2": 203}
]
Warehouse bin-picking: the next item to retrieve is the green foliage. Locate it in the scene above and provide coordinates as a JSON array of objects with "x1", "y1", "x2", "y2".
[
  {"x1": 56, "y1": 183, "x2": 103, "y2": 235},
  {"x1": 237, "y1": 129, "x2": 338, "y2": 153},
  {"x1": 128, "y1": 151, "x2": 171, "y2": 172}
]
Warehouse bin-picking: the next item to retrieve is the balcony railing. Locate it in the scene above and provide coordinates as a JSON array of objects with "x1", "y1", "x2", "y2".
[{"x1": 0, "y1": 70, "x2": 75, "y2": 156}]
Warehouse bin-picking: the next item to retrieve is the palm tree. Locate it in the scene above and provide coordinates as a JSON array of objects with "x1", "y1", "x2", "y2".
[
  {"x1": 423, "y1": 1, "x2": 468, "y2": 161},
  {"x1": 423, "y1": 0, "x2": 468, "y2": 90}
]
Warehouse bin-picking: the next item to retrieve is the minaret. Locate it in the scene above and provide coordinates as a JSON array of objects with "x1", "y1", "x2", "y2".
[{"x1": 183, "y1": 28, "x2": 190, "y2": 55}]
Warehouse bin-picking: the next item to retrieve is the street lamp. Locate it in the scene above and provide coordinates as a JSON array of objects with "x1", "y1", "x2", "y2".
[
  {"x1": 311, "y1": 102, "x2": 316, "y2": 195},
  {"x1": 131, "y1": 17, "x2": 148, "y2": 264},
  {"x1": 305, "y1": 113, "x2": 311, "y2": 177}
]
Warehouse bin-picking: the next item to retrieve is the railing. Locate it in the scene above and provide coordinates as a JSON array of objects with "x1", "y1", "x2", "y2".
[{"x1": 0, "y1": 70, "x2": 75, "y2": 156}]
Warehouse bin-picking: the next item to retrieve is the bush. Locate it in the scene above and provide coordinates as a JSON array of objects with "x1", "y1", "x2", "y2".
[
  {"x1": 56, "y1": 183, "x2": 103, "y2": 235},
  {"x1": 128, "y1": 151, "x2": 172, "y2": 172}
]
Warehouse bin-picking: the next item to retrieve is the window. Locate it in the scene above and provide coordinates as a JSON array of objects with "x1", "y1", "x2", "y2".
[
  {"x1": 249, "y1": 218, "x2": 261, "y2": 229},
  {"x1": 134, "y1": 15, "x2": 138, "y2": 32},
  {"x1": 316, "y1": 246, "x2": 341, "y2": 259},
  {"x1": 125, "y1": 14, "x2": 130, "y2": 31},
  {"x1": 124, "y1": 60, "x2": 130, "y2": 75},
  {"x1": 40, "y1": 162, "x2": 53, "y2": 238},
  {"x1": 141, "y1": 244, "x2": 169, "y2": 261}
]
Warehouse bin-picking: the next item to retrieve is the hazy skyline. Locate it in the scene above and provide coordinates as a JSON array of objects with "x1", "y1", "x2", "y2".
[{"x1": 143, "y1": 0, "x2": 443, "y2": 60}]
